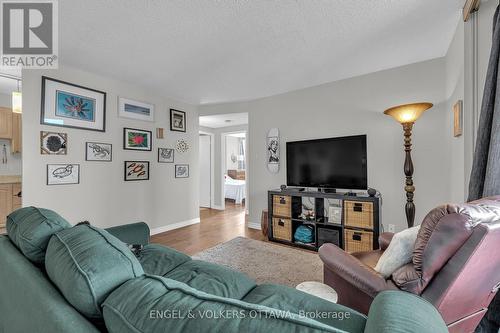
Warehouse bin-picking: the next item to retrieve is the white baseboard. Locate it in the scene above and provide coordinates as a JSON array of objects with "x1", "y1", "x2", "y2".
[
  {"x1": 150, "y1": 218, "x2": 200, "y2": 235},
  {"x1": 211, "y1": 205, "x2": 224, "y2": 210},
  {"x1": 247, "y1": 221, "x2": 261, "y2": 230}
]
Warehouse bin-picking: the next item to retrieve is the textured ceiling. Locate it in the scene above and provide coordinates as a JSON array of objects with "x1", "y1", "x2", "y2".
[
  {"x1": 199, "y1": 112, "x2": 248, "y2": 128},
  {"x1": 59, "y1": 0, "x2": 462, "y2": 105}
]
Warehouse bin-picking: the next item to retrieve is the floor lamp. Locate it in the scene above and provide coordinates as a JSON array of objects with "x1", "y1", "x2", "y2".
[{"x1": 384, "y1": 102, "x2": 433, "y2": 228}]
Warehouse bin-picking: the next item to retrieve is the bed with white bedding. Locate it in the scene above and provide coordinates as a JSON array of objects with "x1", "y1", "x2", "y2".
[{"x1": 224, "y1": 175, "x2": 246, "y2": 204}]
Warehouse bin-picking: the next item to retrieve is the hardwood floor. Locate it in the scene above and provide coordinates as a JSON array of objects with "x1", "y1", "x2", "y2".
[{"x1": 151, "y1": 201, "x2": 266, "y2": 255}]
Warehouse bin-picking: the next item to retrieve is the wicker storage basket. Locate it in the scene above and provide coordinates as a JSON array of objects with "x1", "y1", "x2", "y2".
[
  {"x1": 273, "y1": 195, "x2": 291, "y2": 218},
  {"x1": 272, "y1": 217, "x2": 292, "y2": 242},
  {"x1": 344, "y1": 228, "x2": 373, "y2": 253},
  {"x1": 344, "y1": 201, "x2": 374, "y2": 229}
]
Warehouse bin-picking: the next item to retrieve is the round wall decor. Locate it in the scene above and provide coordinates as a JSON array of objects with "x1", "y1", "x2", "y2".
[{"x1": 176, "y1": 139, "x2": 190, "y2": 153}]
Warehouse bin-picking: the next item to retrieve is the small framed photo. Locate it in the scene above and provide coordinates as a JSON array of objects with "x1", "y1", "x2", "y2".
[
  {"x1": 41, "y1": 131, "x2": 67, "y2": 155},
  {"x1": 41, "y1": 76, "x2": 106, "y2": 132},
  {"x1": 123, "y1": 128, "x2": 152, "y2": 151},
  {"x1": 124, "y1": 161, "x2": 150, "y2": 181},
  {"x1": 175, "y1": 164, "x2": 189, "y2": 178},
  {"x1": 47, "y1": 164, "x2": 80, "y2": 185},
  {"x1": 118, "y1": 97, "x2": 154, "y2": 122},
  {"x1": 170, "y1": 109, "x2": 186, "y2": 132},
  {"x1": 158, "y1": 148, "x2": 174, "y2": 163},
  {"x1": 453, "y1": 100, "x2": 463, "y2": 137},
  {"x1": 86, "y1": 142, "x2": 112, "y2": 161}
]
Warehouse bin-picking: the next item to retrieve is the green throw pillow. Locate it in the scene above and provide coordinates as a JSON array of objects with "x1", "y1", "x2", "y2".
[
  {"x1": 6, "y1": 206, "x2": 71, "y2": 265},
  {"x1": 45, "y1": 224, "x2": 144, "y2": 320}
]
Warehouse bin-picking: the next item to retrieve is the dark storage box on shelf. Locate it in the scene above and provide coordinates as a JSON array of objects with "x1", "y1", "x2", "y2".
[{"x1": 318, "y1": 227, "x2": 341, "y2": 248}]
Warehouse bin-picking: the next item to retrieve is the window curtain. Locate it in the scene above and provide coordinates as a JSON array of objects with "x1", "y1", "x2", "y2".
[
  {"x1": 468, "y1": 5, "x2": 500, "y2": 202},
  {"x1": 238, "y1": 139, "x2": 246, "y2": 170},
  {"x1": 472, "y1": 5, "x2": 500, "y2": 333}
]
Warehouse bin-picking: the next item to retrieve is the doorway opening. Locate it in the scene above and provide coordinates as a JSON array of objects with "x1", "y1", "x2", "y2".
[{"x1": 198, "y1": 113, "x2": 248, "y2": 216}]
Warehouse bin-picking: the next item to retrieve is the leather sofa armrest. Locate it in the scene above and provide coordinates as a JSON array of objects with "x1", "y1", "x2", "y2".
[
  {"x1": 319, "y1": 243, "x2": 394, "y2": 298},
  {"x1": 378, "y1": 232, "x2": 394, "y2": 250},
  {"x1": 105, "y1": 222, "x2": 150, "y2": 246}
]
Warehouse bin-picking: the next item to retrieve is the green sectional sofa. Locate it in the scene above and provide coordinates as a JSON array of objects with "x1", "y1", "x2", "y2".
[{"x1": 0, "y1": 207, "x2": 448, "y2": 333}]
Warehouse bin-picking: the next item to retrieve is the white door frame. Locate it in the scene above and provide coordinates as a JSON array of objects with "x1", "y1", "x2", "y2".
[
  {"x1": 221, "y1": 130, "x2": 248, "y2": 212},
  {"x1": 199, "y1": 131, "x2": 215, "y2": 209}
]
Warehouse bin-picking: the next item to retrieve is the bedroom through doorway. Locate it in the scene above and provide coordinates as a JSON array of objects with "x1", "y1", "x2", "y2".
[{"x1": 199, "y1": 113, "x2": 248, "y2": 216}]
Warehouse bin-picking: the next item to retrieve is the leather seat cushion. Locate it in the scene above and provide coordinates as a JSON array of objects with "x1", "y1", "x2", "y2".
[
  {"x1": 352, "y1": 250, "x2": 383, "y2": 269},
  {"x1": 242, "y1": 284, "x2": 367, "y2": 331},
  {"x1": 165, "y1": 260, "x2": 256, "y2": 299}
]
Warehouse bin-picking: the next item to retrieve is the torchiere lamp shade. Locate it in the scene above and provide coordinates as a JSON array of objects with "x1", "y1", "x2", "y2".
[{"x1": 384, "y1": 102, "x2": 433, "y2": 124}]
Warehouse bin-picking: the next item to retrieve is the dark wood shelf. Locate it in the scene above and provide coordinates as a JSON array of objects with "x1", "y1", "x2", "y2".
[{"x1": 268, "y1": 189, "x2": 380, "y2": 252}]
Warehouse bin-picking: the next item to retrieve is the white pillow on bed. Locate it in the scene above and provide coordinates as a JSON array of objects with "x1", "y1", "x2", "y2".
[{"x1": 374, "y1": 225, "x2": 420, "y2": 279}]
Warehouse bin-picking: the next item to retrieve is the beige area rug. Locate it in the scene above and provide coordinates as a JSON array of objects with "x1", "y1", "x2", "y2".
[{"x1": 193, "y1": 237, "x2": 323, "y2": 287}]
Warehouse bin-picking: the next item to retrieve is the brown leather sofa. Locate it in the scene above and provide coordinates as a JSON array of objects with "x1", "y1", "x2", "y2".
[{"x1": 319, "y1": 196, "x2": 500, "y2": 333}]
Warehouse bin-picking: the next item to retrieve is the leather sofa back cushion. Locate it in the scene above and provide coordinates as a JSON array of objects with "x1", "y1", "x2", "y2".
[
  {"x1": 393, "y1": 197, "x2": 500, "y2": 294},
  {"x1": 7, "y1": 207, "x2": 71, "y2": 265},
  {"x1": 45, "y1": 224, "x2": 144, "y2": 319}
]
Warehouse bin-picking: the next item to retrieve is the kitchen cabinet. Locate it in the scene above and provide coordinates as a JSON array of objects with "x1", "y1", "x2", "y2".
[
  {"x1": 0, "y1": 108, "x2": 22, "y2": 153},
  {"x1": 0, "y1": 107, "x2": 13, "y2": 139},
  {"x1": 0, "y1": 180, "x2": 22, "y2": 227}
]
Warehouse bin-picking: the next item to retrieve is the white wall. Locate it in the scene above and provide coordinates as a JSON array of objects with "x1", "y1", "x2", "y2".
[
  {"x1": 445, "y1": 20, "x2": 466, "y2": 203},
  {"x1": 22, "y1": 65, "x2": 200, "y2": 231},
  {"x1": 0, "y1": 92, "x2": 22, "y2": 176},
  {"x1": 199, "y1": 124, "x2": 248, "y2": 208},
  {"x1": 200, "y1": 58, "x2": 451, "y2": 232}
]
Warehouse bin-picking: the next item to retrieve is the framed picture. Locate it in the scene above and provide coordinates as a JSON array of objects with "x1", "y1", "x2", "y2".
[
  {"x1": 118, "y1": 97, "x2": 154, "y2": 122},
  {"x1": 40, "y1": 131, "x2": 67, "y2": 155},
  {"x1": 175, "y1": 164, "x2": 189, "y2": 178},
  {"x1": 123, "y1": 128, "x2": 152, "y2": 151},
  {"x1": 158, "y1": 148, "x2": 174, "y2": 163},
  {"x1": 41, "y1": 76, "x2": 106, "y2": 132},
  {"x1": 124, "y1": 161, "x2": 150, "y2": 181},
  {"x1": 86, "y1": 142, "x2": 112, "y2": 161},
  {"x1": 170, "y1": 109, "x2": 186, "y2": 132},
  {"x1": 453, "y1": 100, "x2": 463, "y2": 137},
  {"x1": 47, "y1": 164, "x2": 80, "y2": 185}
]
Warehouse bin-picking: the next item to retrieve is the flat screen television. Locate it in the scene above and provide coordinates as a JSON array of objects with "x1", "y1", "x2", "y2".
[{"x1": 286, "y1": 135, "x2": 367, "y2": 190}]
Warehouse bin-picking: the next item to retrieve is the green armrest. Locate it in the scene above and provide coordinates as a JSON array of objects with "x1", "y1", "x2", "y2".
[
  {"x1": 364, "y1": 291, "x2": 447, "y2": 333},
  {"x1": 105, "y1": 222, "x2": 150, "y2": 246}
]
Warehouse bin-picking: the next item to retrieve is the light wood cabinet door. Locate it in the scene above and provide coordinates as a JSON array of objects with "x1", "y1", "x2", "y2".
[
  {"x1": 12, "y1": 183, "x2": 21, "y2": 210},
  {"x1": 0, "y1": 108, "x2": 12, "y2": 139},
  {"x1": 11, "y1": 113, "x2": 21, "y2": 153},
  {"x1": 0, "y1": 184, "x2": 13, "y2": 227}
]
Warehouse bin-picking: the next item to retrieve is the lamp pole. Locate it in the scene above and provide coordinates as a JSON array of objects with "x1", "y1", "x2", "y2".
[
  {"x1": 383, "y1": 102, "x2": 433, "y2": 229},
  {"x1": 403, "y1": 122, "x2": 415, "y2": 228}
]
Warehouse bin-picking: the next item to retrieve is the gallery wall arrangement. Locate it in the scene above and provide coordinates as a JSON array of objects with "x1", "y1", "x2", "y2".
[{"x1": 39, "y1": 76, "x2": 191, "y2": 186}]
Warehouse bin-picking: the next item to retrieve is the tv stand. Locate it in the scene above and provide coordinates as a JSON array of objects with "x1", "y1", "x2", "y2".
[{"x1": 268, "y1": 189, "x2": 380, "y2": 252}]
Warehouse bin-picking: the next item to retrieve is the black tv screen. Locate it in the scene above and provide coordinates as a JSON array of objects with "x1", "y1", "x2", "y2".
[{"x1": 286, "y1": 135, "x2": 367, "y2": 189}]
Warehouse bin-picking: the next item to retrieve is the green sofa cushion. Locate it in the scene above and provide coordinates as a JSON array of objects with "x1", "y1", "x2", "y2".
[
  {"x1": 6, "y1": 206, "x2": 71, "y2": 265},
  {"x1": 45, "y1": 224, "x2": 144, "y2": 320},
  {"x1": 138, "y1": 244, "x2": 191, "y2": 276},
  {"x1": 103, "y1": 275, "x2": 344, "y2": 333},
  {"x1": 243, "y1": 284, "x2": 366, "y2": 332},
  {"x1": 364, "y1": 291, "x2": 448, "y2": 333},
  {"x1": 165, "y1": 259, "x2": 256, "y2": 299}
]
